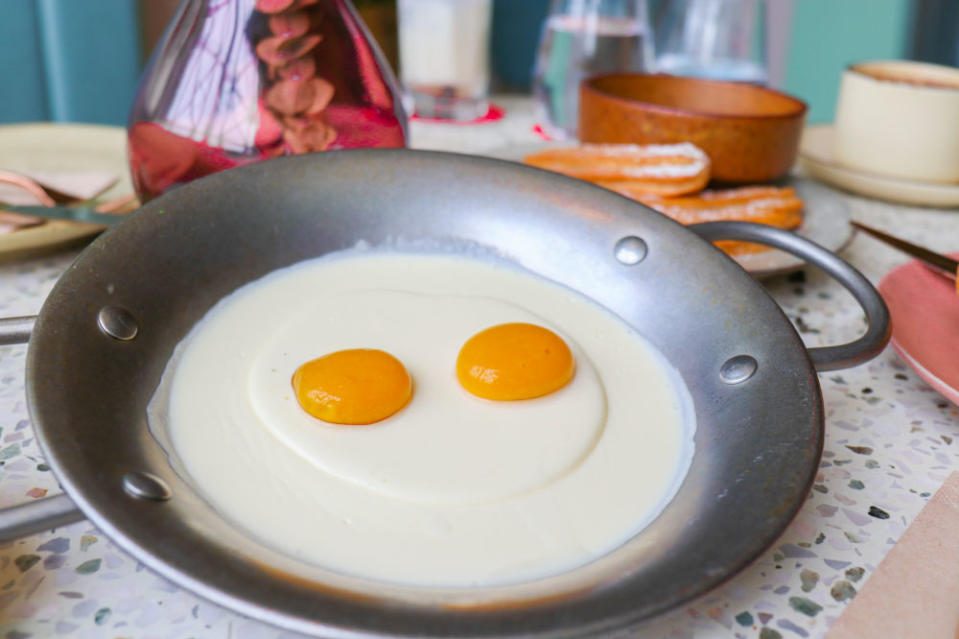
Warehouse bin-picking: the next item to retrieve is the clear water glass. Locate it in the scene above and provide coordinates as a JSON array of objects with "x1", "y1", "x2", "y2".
[
  {"x1": 532, "y1": 0, "x2": 654, "y2": 140},
  {"x1": 655, "y1": 0, "x2": 768, "y2": 84}
]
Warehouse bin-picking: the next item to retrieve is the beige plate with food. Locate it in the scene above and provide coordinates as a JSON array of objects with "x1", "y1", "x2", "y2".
[
  {"x1": 0, "y1": 123, "x2": 132, "y2": 261},
  {"x1": 484, "y1": 143, "x2": 852, "y2": 278},
  {"x1": 799, "y1": 124, "x2": 959, "y2": 208}
]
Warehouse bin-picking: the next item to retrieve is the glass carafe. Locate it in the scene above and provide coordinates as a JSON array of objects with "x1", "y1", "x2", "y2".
[
  {"x1": 655, "y1": 0, "x2": 767, "y2": 84},
  {"x1": 128, "y1": 0, "x2": 408, "y2": 201},
  {"x1": 532, "y1": 0, "x2": 654, "y2": 140}
]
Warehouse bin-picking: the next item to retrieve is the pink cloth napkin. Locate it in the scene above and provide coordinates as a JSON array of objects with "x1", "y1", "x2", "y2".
[{"x1": 826, "y1": 470, "x2": 959, "y2": 639}]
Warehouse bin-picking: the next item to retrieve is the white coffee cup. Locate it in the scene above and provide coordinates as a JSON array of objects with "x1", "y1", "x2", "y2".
[{"x1": 834, "y1": 60, "x2": 959, "y2": 184}]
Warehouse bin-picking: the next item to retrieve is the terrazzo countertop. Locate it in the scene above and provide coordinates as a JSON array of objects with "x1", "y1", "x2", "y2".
[{"x1": 0, "y1": 98, "x2": 957, "y2": 638}]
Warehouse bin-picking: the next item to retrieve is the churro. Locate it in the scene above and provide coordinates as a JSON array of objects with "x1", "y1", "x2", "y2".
[
  {"x1": 523, "y1": 143, "x2": 711, "y2": 197},
  {"x1": 635, "y1": 186, "x2": 805, "y2": 255}
]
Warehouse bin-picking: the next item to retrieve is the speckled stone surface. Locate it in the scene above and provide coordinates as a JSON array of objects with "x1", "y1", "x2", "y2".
[{"x1": 0, "y1": 98, "x2": 957, "y2": 638}]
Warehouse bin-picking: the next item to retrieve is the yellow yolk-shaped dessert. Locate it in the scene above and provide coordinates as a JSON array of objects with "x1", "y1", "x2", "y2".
[
  {"x1": 292, "y1": 348, "x2": 413, "y2": 425},
  {"x1": 159, "y1": 254, "x2": 694, "y2": 588},
  {"x1": 457, "y1": 323, "x2": 575, "y2": 400}
]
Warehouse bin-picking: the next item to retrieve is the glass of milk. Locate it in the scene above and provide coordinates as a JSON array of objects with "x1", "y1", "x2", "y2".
[
  {"x1": 397, "y1": 0, "x2": 493, "y2": 121},
  {"x1": 532, "y1": 0, "x2": 655, "y2": 140}
]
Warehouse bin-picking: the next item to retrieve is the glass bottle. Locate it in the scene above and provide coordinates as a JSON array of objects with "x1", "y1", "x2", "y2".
[
  {"x1": 128, "y1": 0, "x2": 408, "y2": 202},
  {"x1": 655, "y1": 0, "x2": 768, "y2": 84},
  {"x1": 532, "y1": 0, "x2": 654, "y2": 140}
]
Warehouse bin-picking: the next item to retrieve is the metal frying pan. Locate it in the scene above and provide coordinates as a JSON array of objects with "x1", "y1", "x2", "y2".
[{"x1": 0, "y1": 150, "x2": 888, "y2": 637}]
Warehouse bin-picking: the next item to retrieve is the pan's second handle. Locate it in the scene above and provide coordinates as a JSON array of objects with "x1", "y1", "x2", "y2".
[
  {"x1": 0, "y1": 494, "x2": 86, "y2": 542},
  {"x1": 0, "y1": 314, "x2": 86, "y2": 540},
  {"x1": 688, "y1": 221, "x2": 891, "y2": 372},
  {"x1": 0, "y1": 316, "x2": 36, "y2": 346}
]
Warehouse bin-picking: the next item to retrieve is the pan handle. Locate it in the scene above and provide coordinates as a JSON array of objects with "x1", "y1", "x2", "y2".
[
  {"x1": 0, "y1": 316, "x2": 36, "y2": 345},
  {"x1": 0, "y1": 314, "x2": 87, "y2": 539},
  {"x1": 0, "y1": 494, "x2": 85, "y2": 542},
  {"x1": 688, "y1": 221, "x2": 891, "y2": 372}
]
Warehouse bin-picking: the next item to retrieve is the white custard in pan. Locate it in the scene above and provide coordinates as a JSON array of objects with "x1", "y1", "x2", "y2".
[{"x1": 149, "y1": 252, "x2": 695, "y2": 587}]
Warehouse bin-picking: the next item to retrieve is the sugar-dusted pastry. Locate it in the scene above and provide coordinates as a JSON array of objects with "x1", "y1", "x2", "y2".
[
  {"x1": 635, "y1": 186, "x2": 803, "y2": 227},
  {"x1": 633, "y1": 186, "x2": 805, "y2": 256},
  {"x1": 523, "y1": 143, "x2": 711, "y2": 197}
]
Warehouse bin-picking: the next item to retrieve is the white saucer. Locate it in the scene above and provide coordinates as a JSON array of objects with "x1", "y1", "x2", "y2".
[{"x1": 799, "y1": 124, "x2": 959, "y2": 208}]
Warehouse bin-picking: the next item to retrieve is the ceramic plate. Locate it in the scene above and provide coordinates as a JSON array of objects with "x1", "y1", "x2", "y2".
[
  {"x1": 0, "y1": 123, "x2": 132, "y2": 261},
  {"x1": 878, "y1": 256, "x2": 959, "y2": 406},
  {"x1": 799, "y1": 124, "x2": 959, "y2": 208},
  {"x1": 483, "y1": 143, "x2": 853, "y2": 278}
]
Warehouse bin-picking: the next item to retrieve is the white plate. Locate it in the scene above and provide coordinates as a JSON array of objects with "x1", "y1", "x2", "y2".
[
  {"x1": 799, "y1": 124, "x2": 959, "y2": 208},
  {"x1": 0, "y1": 123, "x2": 132, "y2": 261},
  {"x1": 482, "y1": 143, "x2": 853, "y2": 278}
]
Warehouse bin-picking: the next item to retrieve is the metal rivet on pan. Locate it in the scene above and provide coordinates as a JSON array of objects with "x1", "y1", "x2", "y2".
[
  {"x1": 720, "y1": 355, "x2": 758, "y2": 385},
  {"x1": 98, "y1": 306, "x2": 138, "y2": 341},
  {"x1": 614, "y1": 236, "x2": 648, "y2": 265},
  {"x1": 123, "y1": 472, "x2": 171, "y2": 501}
]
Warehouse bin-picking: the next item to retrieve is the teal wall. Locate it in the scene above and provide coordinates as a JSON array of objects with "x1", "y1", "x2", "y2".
[
  {"x1": 0, "y1": 0, "x2": 141, "y2": 124},
  {"x1": 0, "y1": 3, "x2": 49, "y2": 122},
  {"x1": 0, "y1": 0, "x2": 923, "y2": 126},
  {"x1": 783, "y1": 0, "x2": 913, "y2": 123},
  {"x1": 495, "y1": 0, "x2": 918, "y2": 124}
]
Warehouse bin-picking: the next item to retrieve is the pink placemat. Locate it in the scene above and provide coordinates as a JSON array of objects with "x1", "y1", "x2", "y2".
[{"x1": 826, "y1": 471, "x2": 959, "y2": 639}]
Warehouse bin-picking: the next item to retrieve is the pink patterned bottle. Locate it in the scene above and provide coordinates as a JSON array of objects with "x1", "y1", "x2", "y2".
[{"x1": 128, "y1": 0, "x2": 408, "y2": 201}]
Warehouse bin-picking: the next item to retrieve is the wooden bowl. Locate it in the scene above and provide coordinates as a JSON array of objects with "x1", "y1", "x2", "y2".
[{"x1": 579, "y1": 74, "x2": 808, "y2": 183}]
